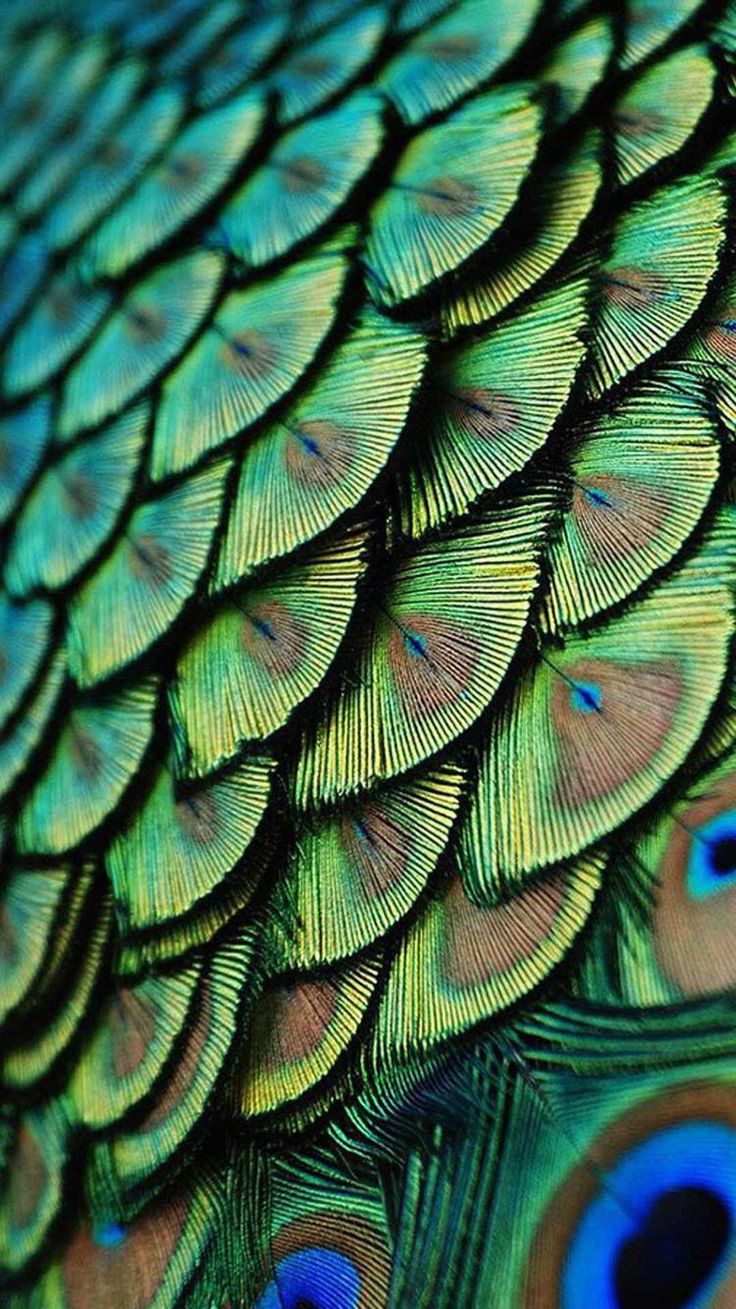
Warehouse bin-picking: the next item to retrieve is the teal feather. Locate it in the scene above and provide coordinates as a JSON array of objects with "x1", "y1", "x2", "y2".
[{"x1": 2, "y1": 2, "x2": 736, "y2": 1304}]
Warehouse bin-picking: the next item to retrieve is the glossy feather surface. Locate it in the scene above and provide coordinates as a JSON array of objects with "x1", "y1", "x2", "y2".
[{"x1": 1, "y1": 1, "x2": 736, "y2": 1305}]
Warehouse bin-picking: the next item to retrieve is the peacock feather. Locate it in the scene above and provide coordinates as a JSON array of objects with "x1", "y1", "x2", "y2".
[{"x1": 1, "y1": 0, "x2": 736, "y2": 1305}]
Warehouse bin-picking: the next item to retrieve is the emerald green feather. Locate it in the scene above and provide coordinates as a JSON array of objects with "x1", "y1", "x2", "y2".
[
  {"x1": 378, "y1": 0, "x2": 540, "y2": 125},
  {"x1": 2, "y1": 0, "x2": 736, "y2": 1301},
  {"x1": 401, "y1": 274, "x2": 588, "y2": 537},
  {"x1": 43, "y1": 86, "x2": 184, "y2": 252},
  {"x1": 66, "y1": 459, "x2": 230, "y2": 686},
  {"x1": 106, "y1": 753, "x2": 274, "y2": 929},
  {"x1": 462, "y1": 510, "x2": 736, "y2": 899},
  {"x1": 217, "y1": 92, "x2": 384, "y2": 268},
  {"x1": 295, "y1": 484, "x2": 555, "y2": 805},
  {"x1": 16, "y1": 680, "x2": 158, "y2": 854},
  {"x1": 82, "y1": 92, "x2": 265, "y2": 278},
  {"x1": 213, "y1": 307, "x2": 426, "y2": 582},
  {"x1": 586, "y1": 176, "x2": 726, "y2": 397},
  {"x1": 173, "y1": 525, "x2": 369, "y2": 776},
  {"x1": 152, "y1": 238, "x2": 350, "y2": 479},
  {"x1": 366, "y1": 84, "x2": 541, "y2": 307},
  {"x1": 270, "y1": 6, "x2": 387, "y2": 125},
  {"x1": 59, "y1": 251, "x2": 224, "y2": 439}
]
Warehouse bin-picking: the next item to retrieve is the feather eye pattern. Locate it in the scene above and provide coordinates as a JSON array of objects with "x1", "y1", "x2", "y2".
[
  {"x1": 216, "y1": 92, "x2": 385, "y2": 268},
  {"x1": 82, "y1": 92, "x2": 266, "y2": 279},
  {"x1": 152, "y1": 238, "x2": 350, "y2": 479},
  {"x1": 365, "y1": 84, "x2": 541, "y2": 307},
  {"x1": 374, "y1": 851, "x2": 606, "y2": 1062},
  {"x1": 239, "y1": 1145, "x2": 393, "y2": 1309},
  {"x1": 462, "y1": 512, "x2": 736, "y2": 901},
  {"x1": 0, "y1": 38, "x2": 106, "y2": 197},
  {"x1": 385, "y1": 1006, "x2": 736, "y2": 1307},
  {"x1": 59, "y1": 250, "x2": 224, "y2": 439},
  {"x1": 3, "y1": 0, "x2": 736, "y2": 1303},
  {"x1": 295, "y1": 485, "x2": 555, "y2": 806},
  {"x1": 401, "y1": 273, "x2": 588, "y2": 537},
  {"x1": 213, "y1": 307, "x2": 426, "y2": 581},
  {"x1": 5, "y1": 402, "x2": 149, "y2": 596},
  {"x1": 19, "y1": 1178, "x2": 221, "y2": 1308},
  {"x1": 542, "y1": 370, "x2": 722, "y2": 631},
  {"x1": 577, "y1": 744, "x2": 736, "y2": 1006}
]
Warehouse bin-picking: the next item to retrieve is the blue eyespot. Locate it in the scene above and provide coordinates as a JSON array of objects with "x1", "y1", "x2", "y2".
[
  {"x1": 570, "y1": 681, "x2": 603, "y2": 714},
  {"x1": 403, "y1": 630, "x2": 428, "y2": 659},
  {"x1": 252, "y1": 615, "x2": 276, "y2": 642},
  {"x1": 94, "y1": 1221, "x2": 126, "y2": 1249},
  {"x1": 351, "y1": 817, "x2": 371, "y2": 845},
  {"x1": 583, "y1": 486, "x2": 613, "y2": 509},
  {"x1": 562, "y1": 1121, "x2": 736, "y2": 1309},
  {"x1": 687, "y1": 811, "x2": 736, "y2": 900},
  {"x1": 296, "y1": 430, "x2": 321, "y2": 457},
  {"x1": 254, "y1": 1248, "x2": 361, "y2": 1309}
]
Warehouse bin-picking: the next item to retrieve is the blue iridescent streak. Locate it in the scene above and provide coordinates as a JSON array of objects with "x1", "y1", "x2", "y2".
[
  {"x1": 583, "y1": 486, "x2": 613, "y2": 509},
  {"x1": 570, "y1": 680, "x2": 603, "y2": 714},
  {"x1": 403, "y1": 629, "x2": 427, "y2": 658}
]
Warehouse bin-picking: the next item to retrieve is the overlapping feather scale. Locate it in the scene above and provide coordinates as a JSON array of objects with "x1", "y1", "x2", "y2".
[{"x1": 0, "y1": 0, "x2": 735, "y2": 1304}]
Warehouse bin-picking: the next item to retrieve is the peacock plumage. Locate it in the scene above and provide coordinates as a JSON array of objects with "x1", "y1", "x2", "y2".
[{"x1": 2, "y1": 0, "x2": 736, "y2": 1304}]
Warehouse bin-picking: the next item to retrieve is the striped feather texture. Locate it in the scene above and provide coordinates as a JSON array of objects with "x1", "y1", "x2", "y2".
[{"x1": 0, "y1": 0, "x2": 735, "y2": 1305}]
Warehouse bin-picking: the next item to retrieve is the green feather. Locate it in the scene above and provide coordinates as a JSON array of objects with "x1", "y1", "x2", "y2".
[
  {"x1": 152, "y1": 237, "x2": 351, "y2": 479},
  {"x1": 217, "y1": 92, "x2": 384, "y2": 268},
  {"x1": 59, "y1": 250, "x2": 224, "y2": 439},
  {"x1": 366, "y1": 84, "x2": 541, "y2": 307},
  {"x1": 2, "y1": 0, "x2": 736, "y2": 1300},
  {"x1": 16, "y1": 679, "x2": 158, "y2": 854}
]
